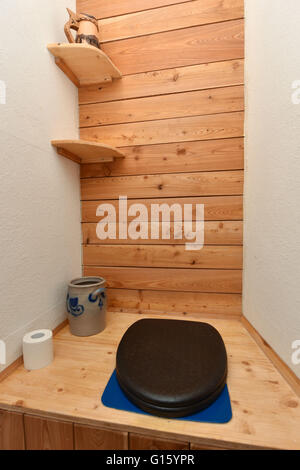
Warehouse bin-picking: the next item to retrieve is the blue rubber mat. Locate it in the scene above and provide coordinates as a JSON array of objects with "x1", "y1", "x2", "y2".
[{"x1": 101, "y1": 369, "x2": 232, "y2": 423}]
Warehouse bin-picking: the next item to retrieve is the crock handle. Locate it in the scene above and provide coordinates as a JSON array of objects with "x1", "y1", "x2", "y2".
[
  {"x1": 88, "y1": 288, "x2": 105, "y2": 303},
  {"x1": 64, "y1": 8, "x2": 79, "y2": 43}
]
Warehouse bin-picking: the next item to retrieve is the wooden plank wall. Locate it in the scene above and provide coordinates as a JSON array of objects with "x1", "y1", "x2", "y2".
[{"x1": 78, "y1": 0, "x2": 244, "y2": 317}]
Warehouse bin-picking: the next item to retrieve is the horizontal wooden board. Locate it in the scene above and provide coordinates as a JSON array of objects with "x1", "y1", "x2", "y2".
[
  {"x1": 102, "y1": 20, "x2": 244, "y2": 75},
  {"x1": 82, "y1": 196, "x2": 243, "y2": 222},
  {"x1": 99, "y1": 0, "x2": 244, "y2": 42},
  {"x1": 80, "y1": 85, "x2": 244, "y2": 127},
  {"x1": 80, "y1": 138, "x2": 244, "y2": 178},
  {"x1": 81, "y1": 170, "x2": 243, "y2": 200},
  {"x1": 82, "y1": 221, "x2": 243, "y2": 245},
  {"x1": 77, "y1": 0, "x2": 193, "y2": 19},
  {"x1": 84, "y1": 266, "x2": 243, "y2": 293},
  {"x1": 79, "y1": 59, "x2": 244, "y2": 105},
  {"x1": 107, "y1": 288, "x2": 242, "y2": 316},
  {"x1": 80, "y1": 112, "x2": 244, "y2": 148},
  {"x1": 83, "y1": 245, "x2": 243, "y2": 269}
]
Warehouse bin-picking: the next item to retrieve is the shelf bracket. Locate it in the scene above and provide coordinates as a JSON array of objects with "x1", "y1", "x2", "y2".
[
  {"x1": 56, "y1": 147, "x2": 82, "y2": 164},
  {"x1": 55, "y1": 58, "x2": 80, "y2": 88}
]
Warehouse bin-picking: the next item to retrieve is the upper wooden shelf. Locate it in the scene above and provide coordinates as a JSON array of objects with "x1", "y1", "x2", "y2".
[
  {"x1": 51, "y1": 139, "x2": 125, "y2": 164},
  {"x1": 47, "y1": 43, "x2": 122, "y2": 87}
]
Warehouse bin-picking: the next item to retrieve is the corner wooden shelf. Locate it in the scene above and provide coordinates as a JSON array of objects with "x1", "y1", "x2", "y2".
[
  {"x1": 51, "y1": 140, "x2": 125, "y2": 164},
  {"x1": 47, "y1": 43, "x2": 122, "y2": 87}
]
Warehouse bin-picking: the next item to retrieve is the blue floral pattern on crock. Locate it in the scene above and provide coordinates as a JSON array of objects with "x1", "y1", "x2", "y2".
[
  {"x1": 88, "y1": 291, "x2": 106, "y2": 309},
  {"x1": 67, "y1": 294, "x2": 84, "y2": 317}
]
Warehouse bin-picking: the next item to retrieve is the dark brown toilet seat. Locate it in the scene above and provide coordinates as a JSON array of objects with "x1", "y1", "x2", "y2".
[{"x1": 116, "y1": 319, "x2": 228, "y2": 418}]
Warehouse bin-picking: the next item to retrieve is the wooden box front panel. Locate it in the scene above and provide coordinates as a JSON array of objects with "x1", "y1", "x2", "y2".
[
  {"x1": 74, "y1": 423, "x2": 128, "y2": 450},
  {"x1": 24, "y1": 415, "x2": 74, "y2": 450},
  {"x1": 0, "y1": 409, "x2": 25, "y2": 450}
]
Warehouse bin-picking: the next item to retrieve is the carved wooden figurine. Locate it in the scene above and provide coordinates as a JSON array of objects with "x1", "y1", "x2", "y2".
[{"x1": 64, "y1": 8, "x2": 101, "y2": 49}]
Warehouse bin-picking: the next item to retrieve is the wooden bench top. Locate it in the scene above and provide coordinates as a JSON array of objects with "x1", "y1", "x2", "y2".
[{"x1": 0, "y1": 312, "x2": 299, "y2": 450}]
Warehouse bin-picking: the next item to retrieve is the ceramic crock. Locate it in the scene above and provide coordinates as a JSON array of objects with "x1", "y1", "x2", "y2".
[{"x1": 66, "y1": 277, "x2": 106, "y2": 337}]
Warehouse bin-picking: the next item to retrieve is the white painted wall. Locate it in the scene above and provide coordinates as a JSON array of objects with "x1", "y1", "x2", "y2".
[
  {"x1": 0, "y1": 0, "x2": 81, "y2": 371},
  {"x1": 244, "y1": 0, "x2": 300, "y2": 377}
]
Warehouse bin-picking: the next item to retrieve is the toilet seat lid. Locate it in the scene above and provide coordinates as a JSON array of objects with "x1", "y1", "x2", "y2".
[{"x1": 116, "y1": 319, "x2": 227, "y2": 410}]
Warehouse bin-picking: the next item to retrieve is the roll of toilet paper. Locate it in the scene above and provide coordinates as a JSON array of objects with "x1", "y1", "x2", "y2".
[{"x1": 23, "y1": 329, "x2": 53, "y2": 371}]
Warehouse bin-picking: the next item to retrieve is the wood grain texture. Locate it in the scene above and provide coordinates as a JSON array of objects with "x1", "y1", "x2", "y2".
[
  {"x1": 101, "y1": 19, "x2": 244, "y2": 75},
  {"x1": 80, "y1": 138, "x2": 244, "y2": 178},
  {"x1": 0, "y1": 313, "x2": 299, "y2": 449},
  {"x1": 129, "y1": 433, "x2": 189, "y2": 450},
  {"x1": 107, "y1": 289, "x2": 242, "y2": 316},
  {"x1": 82, "y1": 196, "x2": 243, "y2": 222},
  {"x1": 99, "y1": 0, "x2": 244, "y2": 42},
  {"x1": 52, "y1": 139, "x2": 124, "y2": 164},
  {"x1": 24, "y1": 415, "x2": 74, "y2": 450},
  {"x1": 0, "y1": 357, "x2": 23, "y2": 384},
  {"x1": 80, "y1": 85, "x2": 244, "y2": 127},
  {"x1": 81, "y1": 170, "x2": 243, "y2": 200},
  {"x1": 75, "y1": 424, "x2": 128, "y2": 450},
  {"x1": 242, "y1": 317, "x2": 300, "y2": 397},
  {"x1": 79, "y1": 59, "x2": 244, "y2": 105},
  {"x1": 82, "y1": 221, "x2": 243, "y2": 245},
  {"x1": 84, "y1": 266, "x2": 242, "y2": 293},
  {"x1": 83, "y1": 245, "x2": 243, "y2": 269},
  {"x1": 55, "y1": 57, "x2": 80, "y2": 87},
  {"x1": 0, "y1": 410, "x2": 25, "y2": 450},
  {"x1": 0, "y1": 320, "x2": 67, "y2": 384},
  {"x1": 77, "y1": 0, "x2": 193, "y2": 19},
  {"x1": 80, "y1": 112, "x2": 244, "y2": 148},
  {"x1": 190, "y1": 443, "x2": 229, "y2": 450}
]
